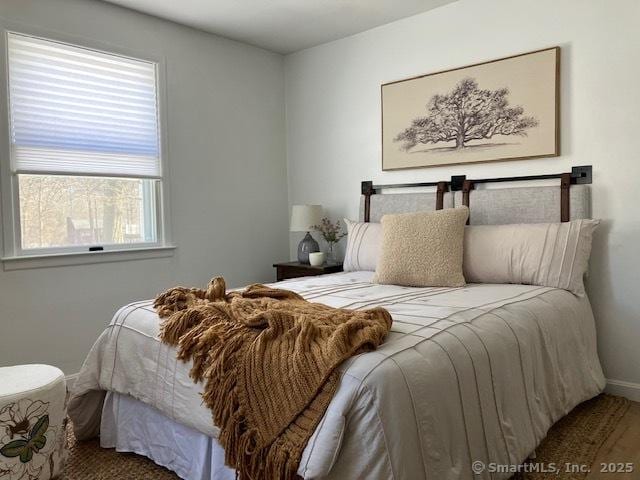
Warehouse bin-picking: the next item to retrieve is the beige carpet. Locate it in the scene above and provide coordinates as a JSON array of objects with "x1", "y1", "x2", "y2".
[{"x1": 61, "y1": 394, "x2": 629, "y2": 479}]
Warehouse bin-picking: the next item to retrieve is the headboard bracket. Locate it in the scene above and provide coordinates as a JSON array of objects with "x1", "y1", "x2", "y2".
[
  {"x1": 435, "y1": 182, "x2": 448, "y2": 210},
  {"x1": 560, "y1": 172, "x2": 572, "y2": 222},
  {"x1": 572, "y1": 165, "x2": 592, "y2": 184},
  {"x1": 450, "y1": 175, "x2": 466, "y2": 192}
]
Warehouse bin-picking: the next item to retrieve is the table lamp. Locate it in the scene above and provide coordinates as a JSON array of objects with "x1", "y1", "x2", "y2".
[{"x1": 290, "y1": 205, "x2": 322, "y2": 264}]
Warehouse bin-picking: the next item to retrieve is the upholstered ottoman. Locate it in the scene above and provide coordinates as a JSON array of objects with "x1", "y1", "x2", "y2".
[{"x1": 0, "y1": 365, "x2": 67, "y2": 479}]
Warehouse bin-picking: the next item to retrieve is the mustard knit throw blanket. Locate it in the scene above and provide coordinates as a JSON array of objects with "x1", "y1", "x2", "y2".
[{"x1": 154, "y1": 277, "x2": 392, "y2": 480}]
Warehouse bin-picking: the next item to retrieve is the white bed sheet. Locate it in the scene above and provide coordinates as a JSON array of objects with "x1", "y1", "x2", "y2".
[
  {"x1": 101, "y1": 391, "x2": 234, "y2": 480},
  {"x1": 70, "y1": 271, "x2": 605, "y2": 479}
]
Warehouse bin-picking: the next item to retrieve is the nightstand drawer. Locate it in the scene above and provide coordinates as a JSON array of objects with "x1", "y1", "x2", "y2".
[{"x1": 273, "y1": 261, "x2": 343, "y2": 282}]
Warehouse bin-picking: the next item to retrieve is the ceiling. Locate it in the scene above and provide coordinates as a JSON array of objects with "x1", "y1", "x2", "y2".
[{"x1": 101, "y1": 0, "x2": 457, "y2": 54}]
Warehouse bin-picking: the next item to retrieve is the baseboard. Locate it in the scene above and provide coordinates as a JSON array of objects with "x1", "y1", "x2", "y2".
[{"x1": 606, "y1": 378, "x2": 640, "y2": 402}]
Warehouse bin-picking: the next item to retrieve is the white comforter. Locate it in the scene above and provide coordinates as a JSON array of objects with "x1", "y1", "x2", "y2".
[{"x1": 69, "y1": 271, "x2": 605, "y2": 479}]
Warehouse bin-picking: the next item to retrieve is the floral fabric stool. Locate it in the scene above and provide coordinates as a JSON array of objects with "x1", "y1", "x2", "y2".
[{"x1": 0, "y1": 365, "x2": 67, "y2": 479}]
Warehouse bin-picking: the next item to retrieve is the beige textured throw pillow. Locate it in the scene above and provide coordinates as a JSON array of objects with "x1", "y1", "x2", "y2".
[
  {"x1": 343, "y1": 219, "x2": 382, "y2": 272},
  {"x1": 374, "y1": 207, "x2": 469, "y2": 287},
  {"x1": 463, "y1": 219, "x2": 599, "y2": 296}
]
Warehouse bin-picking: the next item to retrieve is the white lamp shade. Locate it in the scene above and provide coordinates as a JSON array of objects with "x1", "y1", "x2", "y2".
[{"x1": 290, "y1": 205, "x2": 323, "y2": 232}]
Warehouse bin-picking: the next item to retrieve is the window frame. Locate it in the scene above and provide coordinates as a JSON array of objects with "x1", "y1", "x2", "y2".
[{"x1": 0, "y1": 22, "x2": 174, "y2": 268}]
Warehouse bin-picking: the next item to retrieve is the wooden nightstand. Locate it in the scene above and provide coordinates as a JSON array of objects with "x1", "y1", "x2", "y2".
[{"x1": 273, "y1": 261, "x2": 343, "y2": 282}]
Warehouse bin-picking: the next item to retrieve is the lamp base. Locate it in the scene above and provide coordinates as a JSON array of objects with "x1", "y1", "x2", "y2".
[{"x1": 297, "y1": 232, "x2": 320, "y2": 264}]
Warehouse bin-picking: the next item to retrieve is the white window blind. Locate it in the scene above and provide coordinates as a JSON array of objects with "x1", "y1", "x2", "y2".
[{"x1": 7, "y1": 32, "x2": 161, "y2": 178}]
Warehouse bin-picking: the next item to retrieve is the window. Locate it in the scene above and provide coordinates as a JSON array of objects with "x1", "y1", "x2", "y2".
[{"x1": 3, "y1": 32, "x2": 168, "y2": 260}]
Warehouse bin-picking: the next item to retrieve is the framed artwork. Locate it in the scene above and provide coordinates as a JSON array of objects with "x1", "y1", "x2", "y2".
[{"x1": 381, "y1": 47, "x2": 559, "y2": 170}]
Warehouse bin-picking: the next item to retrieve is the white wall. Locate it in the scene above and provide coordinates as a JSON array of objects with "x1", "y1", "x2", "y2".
[
  {"x1": 285, "y1": 0, "x2": 640, "y2": 396},
  {"x1": 0, "y1": 0, "x2": 289, "y2": 374}
]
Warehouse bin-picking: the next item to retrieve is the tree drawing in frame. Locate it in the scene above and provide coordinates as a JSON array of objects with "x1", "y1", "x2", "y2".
[
  {"x1": 394, "y1": 78, "x2": 538, "y2": 152},
  {"x1": 381, "y1": 47, "x2": 559, "y2": 170}
]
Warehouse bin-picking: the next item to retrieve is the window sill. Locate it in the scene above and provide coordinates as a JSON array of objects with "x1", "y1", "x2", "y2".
[{"x1": 1, "y1": 245, "x2": 176, "y2": 271}]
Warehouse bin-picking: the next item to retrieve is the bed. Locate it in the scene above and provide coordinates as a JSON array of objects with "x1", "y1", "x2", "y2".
[{"x1": 69, "y1": 166, "x2": 605, "y2": 480}]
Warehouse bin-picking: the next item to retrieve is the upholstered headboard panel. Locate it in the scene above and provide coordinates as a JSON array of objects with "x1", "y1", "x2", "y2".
[
  {"x1": 359, "y1": 185, "x2": 590, "y2": 224},
  {"x1": 454, "y1": 185, "x2": 591, "y2": 225},
  {"x1": 359, "y1": 192, "x2": 453, "y2": 222},
  {"x1": 359, "y1": 167, "x2": 593, "y2": 225}
]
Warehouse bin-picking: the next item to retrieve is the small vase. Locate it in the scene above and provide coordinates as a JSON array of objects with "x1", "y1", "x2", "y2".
[{"x1": 326, "y1": 243, "x2": 336, "y2": 263}]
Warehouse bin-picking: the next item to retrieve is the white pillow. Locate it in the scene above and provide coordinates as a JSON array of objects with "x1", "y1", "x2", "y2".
[
  {"x1": 343, "y1": 219, "x2": 382, "y2": 272},
  {"x1": 463, "y1": 219, "x2": 599, "y2": 296}
]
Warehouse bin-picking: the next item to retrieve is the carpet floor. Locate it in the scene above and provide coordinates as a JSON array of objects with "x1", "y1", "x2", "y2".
[
  {"x1": 61, "y1": 394, "x2": 630, "y2": 479},
  {"x1": 62, "y1": 427, "x2": 178, "y2": 479}
]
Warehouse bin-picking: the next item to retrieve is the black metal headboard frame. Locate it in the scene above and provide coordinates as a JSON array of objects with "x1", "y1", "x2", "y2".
[{"x1": 361, "y1": 165, "x2": 592, "y2": 223}]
